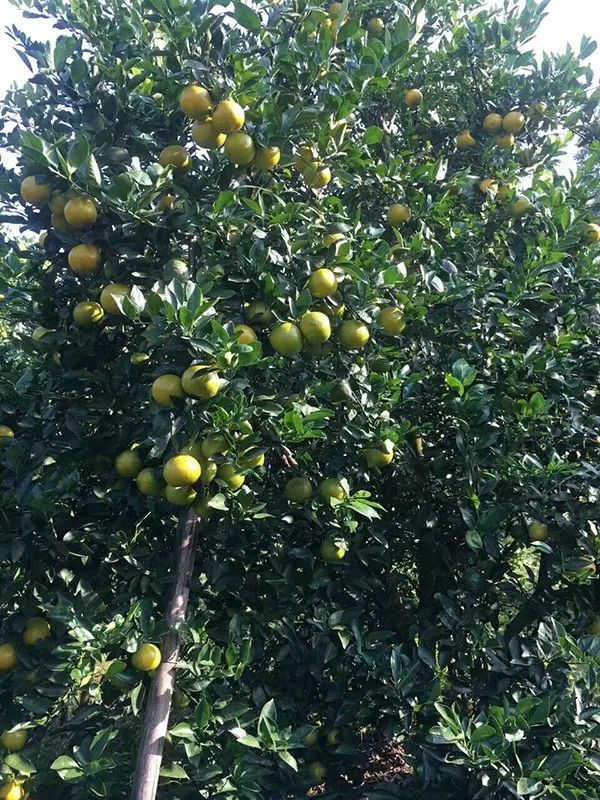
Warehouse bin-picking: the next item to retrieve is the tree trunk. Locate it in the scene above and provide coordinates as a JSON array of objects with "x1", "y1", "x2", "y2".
[{"x1": 130, "y1": 510, "x2": 200, "y2": 800}]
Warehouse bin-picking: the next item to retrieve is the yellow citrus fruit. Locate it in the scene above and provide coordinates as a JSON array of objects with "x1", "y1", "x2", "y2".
[
  {"x1": 270, "y1": 322, "x2": 303, "y2": 355},
  {"x1": 294, "y1": 144, "x2": 317, "y2": 172},
  {"x1": 179, "y1": 84, "x2": 213, "y2": 119},
  {"x1": 0, "y1": 729, "x2": 28, "y2": 752},
  {"x1": 254, "y1": 146, "x2": 281, "y2": 170},
  {"x1": 496, "y1": 132, "x2": 515, "y2": 150},
  {"x1": 502, "y1": 111, "x2": 525, "y2": 134},
  {"x1": 100, "y1": 283, "x2": 130, "y2": 315},
  {"x1": 68, "y1": 244, "x2": 102, "y2": 276},
  {"x1": 367, "y1": 16, "x2": 385, "y2": 36},
  {"x1": 157, "y1": 193, "x2": 176, "y2": 211},
  {"x1": 159, "y1": 145, "x2": 191, "y2": 171},
  {"x1": 0, "y1": 643, "x2": 17, "y2": 671},
  {"x1": 115, "y1": 450, "x2": 143, "y2": 478},
  {"x1": 528, "y1": 101, "x2": 547, "y2": 118},
  {"x1": 64, "y1": 196, "x2": 98, "y2": 229},
  {"x1": 322, "y1": 231, "x2": 345, "y2": 247},
  {"x1": 482, "y1": 113, "x2": 503, "y2": 134},
  {"x1": 163, "y1": 455, "x2": 202, "y2": 487},
  {"x1": 130, "y1": 352, "x2": 150, "y2": 365},
  {"x1": 387, "y1": 204, "x2": 411, "y2": 226},
  {"x1": 300, "y1": 311, "x2": 331, "y2": 344},
  {"x1": 245, "y1": 300, "x2": 275, "y2": 327},
  {"x1": 496, "y1": 184, "x2": 513, "y2": 202},
  {"x1": 304, "y1": 162, "x2": 331, "y2": 188},
  {"x1": 131, "y1": 643, "x2": 161, "y2": 671},
  {"x1": 197, "y1": 457, "x2": 217, "y2": 483},
  {"x1": 456, "y1": 131, "x2": 476, "y2": 149},
  {"x1": 239, "y1": 448, "x2": 265, "y2": 469},
  {"x1": 0, "y1": 783, "x2": 24, "y2": 800},
  {"x1": 510, "y1": 196, "x2": 532, "y2": 218},
  {"x1": 181, "y1": 442, "x2": 203, "y2": 461},
  {"x1": 48, "y1": 190, "x2": 69, "y2": 214},
  {"x1": 587, "y1": 619, "x2": 600, "y2": 635},
  {"x1": 73, "y1": 300, "x2": 104, "y2": 327},
  {"x1": 0, "y1": 426, "x2": 15, "y2": 444},
  {"x1": 308, "y1": 760, "x2": 327, "y2": 784},
  {"x1": 308, "y1": 268, "x2": 338, "y2": 298},
  {"x1": 284, "y1": 476, "x2": 313, "y2": 503},
  {"x1": 211, "y1": 99, "x2": 245, "y2": 134},
  {"x1": 235, "y1": 324, "x2": 259, "y2": 345},
  {"x1": 51, "y1": 212, "x2": 71, "y2": 233},
  {"x1": 326, "y1": 728, "x2": 343, "y2": 745},
  {"x1": 201, "y1": 434, "x2": 230, "y2": 458},
  {"x1": 338, "y1": 320, "x2": 370, "y2": 349},
  {"x1": 182, "y1": 366, "x2": 221, "y2": 399},
  {"x1": 378, "y1": 306, "x2": 405, "y2": 336},
  {"x1": 405, "y1": 88, "x2": 423, "y2": 108},
  {"x1": 224, "y1": 132, "x2": 256, "y2": 166},
  {"x1": 217, "y1": 463, "x2": 245, "y2": 490},
  {"x1": 363, "y1": 444, "x2": 394, "y2": 467},
  {"x1": 151, "y1": 374, "x2": 185, "y2": 407},
  {"x1": 191, "y1": 120, "x2": 226, "y2": 149},
  {"x1": 583, "y1": 223, "x2": 600, "y2": 243},
  {"x1": 38, "y1": 230, "x2": 48, "y2": 247},
  {"x1": 320, "y1": 539, "x2": 346, "y2": 563},
  {"x1": 165, "y1": 484, "x2": 197, "y2": 505},
  {"x1": 319, "y1": 478, "x2": 346, "y2": 501},
  {"x1": 20, "y1": 175, "x2": 51, "y2": 206},
  {"x1": 479, "y1": 178, "x2": 498, "y2": 193},
  {"x1": 23, "y1": 617, "x2": 51, "y2": 645},
  {"x1": 304, "y1": 728, "x2": 319, "y2": 747},
  {"x1": 136, "y1": 468, "x2": 164, "y2": 497},
  {"x1": 528, "y1": 521, "x2": 549, "y2": 541}
]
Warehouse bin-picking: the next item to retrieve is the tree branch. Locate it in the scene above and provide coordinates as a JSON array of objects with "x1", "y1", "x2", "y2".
[{"x1": 130, "y1": 509, "x2": 200, "y2": 800}]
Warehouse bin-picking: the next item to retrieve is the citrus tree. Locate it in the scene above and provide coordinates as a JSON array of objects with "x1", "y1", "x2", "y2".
[{"x1": 1, "y1": 0, "x2": 600, "y2": 797}]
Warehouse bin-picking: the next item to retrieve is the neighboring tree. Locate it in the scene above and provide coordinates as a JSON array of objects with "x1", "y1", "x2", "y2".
[{"x1": 1, "y1": 0, "x2": 600, "y2": 798}]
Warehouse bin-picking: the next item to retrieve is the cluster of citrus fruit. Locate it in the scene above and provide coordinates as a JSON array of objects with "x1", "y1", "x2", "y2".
[
  {"x1": 20, "y1": 181, "x2": 136, "y2": 331},
  {"x1": 0, "y1": 617, "x2": 51, "y2": 676},
  {"x1": 457, "y1": 108, "x2": 531, "y2": 151},
  {"x1": 115, "y1": 421, "x2": 263, "y2": 514},
  {"x1": 175, "y1": 86, "x2": 281, "y2": 171},
  {"x1": 240, "y1": 266, "x2": 406, "y2": 358},
  {"x1": 0, "y1": 619, "x2": 52, "y2": 798},
  {"x1": 20, "y1": 181, "x2": 102, "y2": 274}
]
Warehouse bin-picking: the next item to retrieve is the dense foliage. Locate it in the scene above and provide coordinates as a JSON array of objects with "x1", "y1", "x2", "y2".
[{"x1": 1, "y1": 0, "x2": 600, "y2": 797}]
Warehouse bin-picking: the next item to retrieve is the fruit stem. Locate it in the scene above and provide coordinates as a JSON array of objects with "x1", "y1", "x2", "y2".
[{"x1": 130, "y1": 509, "x2": 200, "y2": 800}]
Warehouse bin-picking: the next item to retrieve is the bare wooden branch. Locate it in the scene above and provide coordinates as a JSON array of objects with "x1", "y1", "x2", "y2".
[{"x1": 130, "y1": 509, "x2": 200, "y2": 800}]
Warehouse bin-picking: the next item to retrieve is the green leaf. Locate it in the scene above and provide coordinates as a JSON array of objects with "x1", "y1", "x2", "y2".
[
  {"x1": 50, "y1": 756, "x2": 80, "y2": 771},
  {"x1": 279, "y1": 750, "x2": 298, "y2": 770},
  {"x1": 363, "y1": 126, "x2": 384, "y2": 145},
  {"x1": 452, "y1": 359, "x2": 476, "y2": 386},
  {"x1": 68, "y1": 137, "x2": 90, "y2": 171},
  {"x1": 86, "y1": 153, "x2": 102, "y2": 186},
  {"x1": 169, "y1": 722, "x2": 195, "y2": 740},
  {"x1": 159, "y1": 763, "x2": 188, "y2": 779},
  {"x1": 232, "y1": 1, "x2": 262, "y2": 33},
  {"x1": 470, "y1": 724, "x2": 496, "y2": 743},
  {"x1": 195, "y1": 698, "x2": 211, "y2": 728},
  {"x1": 5, "y1": 753, "x2": 37, "y2": 775},
  {"x1": 445, "y1": 374, "x2": 464, "y2": 396}
]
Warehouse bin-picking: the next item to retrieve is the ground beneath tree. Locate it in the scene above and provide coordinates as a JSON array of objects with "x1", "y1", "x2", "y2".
[{"x1": 307, "y1": 732, "x2": 412, "y2": 798}]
